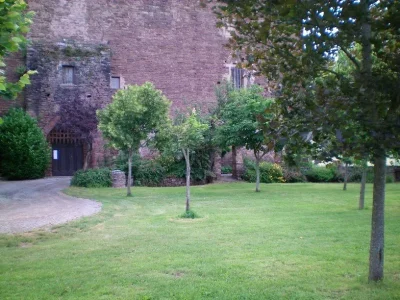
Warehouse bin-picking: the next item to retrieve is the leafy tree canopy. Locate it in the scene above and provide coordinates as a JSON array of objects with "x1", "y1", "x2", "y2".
[
  {"x1": 97, "y1": 82, "x2": 170, "y2": 196},
  {"x1": 0, "y1": 0, "x2": 36, "y2": 99}
]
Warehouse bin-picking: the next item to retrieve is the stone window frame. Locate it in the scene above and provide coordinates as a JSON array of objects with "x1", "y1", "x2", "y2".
[
  {"x1": 110, "y1": 76, "x2": 121, "y2": 89},
  {"x1": 61, "y1": 65, "x2": 75, "y2": 85}
]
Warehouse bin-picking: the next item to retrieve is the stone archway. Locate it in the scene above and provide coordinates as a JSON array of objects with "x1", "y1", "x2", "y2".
[{"x1": 48, "y1": 128, "x2": 83, "y2": 176}]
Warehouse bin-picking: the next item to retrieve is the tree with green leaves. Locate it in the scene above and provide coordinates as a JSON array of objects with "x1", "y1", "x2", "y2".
[
  {"x1": 216, "y1": 85, "x2": 280, "y2": 192},
  {"x1": 159, "y1": 110, "x2": 208, "y2": 214},
  {"x1": 0, "y1": 0, "x2": 35, "y2": 100},
  {"x1": 216, "y1": 0, "x2": 400, "y2": 281},
  {"x1": 97, "y1": 82, "x2": 170, "y2": 197}
]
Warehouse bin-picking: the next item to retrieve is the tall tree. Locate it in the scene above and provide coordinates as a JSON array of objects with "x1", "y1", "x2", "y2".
[
  {"x1": 216, "y1": 85, "x2": 280, "y2": 192},
  {"x1": 217, "y1": 0, "x2": 400, "y2": 281},
  {"x1": 0, "y1": 0, "x2": 35, "y2": 101},
  {"x1": 97, "y1": 82, "x2": 170, "y2": 197}
]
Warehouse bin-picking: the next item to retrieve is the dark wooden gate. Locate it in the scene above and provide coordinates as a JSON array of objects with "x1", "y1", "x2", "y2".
[{"x1": 49, "y1": 129, "x2": 83, "y2": 176}]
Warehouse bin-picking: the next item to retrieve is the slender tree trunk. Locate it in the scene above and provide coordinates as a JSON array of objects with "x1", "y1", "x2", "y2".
[
  {"x1": 83, "y1": 142, "x2": 92, "y2": 171},
  {"x1": 232, "y1": 145, "x2": 237, "y2": 179},
  {"x1": 183, "y1": 149, "x2": 191, "y2": 212},
  {"x1": 359, "y1": 166, "x2": 367, "y2": 210},
  {"x1": 127, "y1": 149, "x2": 132, "y2": 197},
  {"x1": 368, "y1": 154, "x2": 386, "y2": 281},
  {"x1": 343, "y1": 162, "x2": 348, "y2": 191},
  {"x1": 255, "y1": 158, "x2": 260, "y2": 192}
]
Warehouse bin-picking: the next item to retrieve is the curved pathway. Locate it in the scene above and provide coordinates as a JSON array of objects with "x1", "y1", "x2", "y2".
[{"x1": 0, "y1": 177, "x2": 101, "y2": 234}]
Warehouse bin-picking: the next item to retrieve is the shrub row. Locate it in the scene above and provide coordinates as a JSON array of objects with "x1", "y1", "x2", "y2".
[
  {"x1": 242, "y1": 160, "x2": 395, "y2": 184},
  {"x1": 115, "y1": 150, "x2": 213, "y2": 187},
  {"x1": 70, "y1": 168, "x2": 112, "y2": 188},
  {"x1": 242, "y1": 158, "x2": 285, "y2": 183}
]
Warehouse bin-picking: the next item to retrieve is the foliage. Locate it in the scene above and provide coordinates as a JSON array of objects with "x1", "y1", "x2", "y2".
[
  {"x1": 282, "y1": 168, "x2": 307, "y2": 183},
  {"x1": 163, "y1": 149, "x2": 212, "y2": 183},
  {"x1": 115, "y1": 148, "x2": 212, "y2": 187},
  {"x1": 0, "y1": 0, "x2": 36, "y2": 100},
  {"x1": 242, "y1": 158, "x2": 284, "y2": 184},
  {"x1": 304, "y1": 166, "x2": 340, "y2": 183},
  {"x1": 97, "y1": 82, "x2": 170, "y2": 196},
  {"x1": 179, "y1": 209, "x2": 200, "y2": 219},
  {"x1": 70, "y1": 168, "x2": 112, "y2": 188},
  {"x1": 221, "y1": 166, "x2": 232, "y2": 174},
  {"x1": 97, "y1": 82, "x2": 170, "y2": 153},
  {"x1": 158, "y1": 110, "x2": 209, "y2": 211},
  {"x1": 348, "y1": 166, "x2": 395, "y2": 184},
  {"x1": 215, "y1": 85, "x2": 282, "y2": 191},
  {"x1": 216, "y1": 0, "x2": 400, "y2": 281},
  {"x1": 0, "y1": 108, "x2": 50, "y2": 179}
]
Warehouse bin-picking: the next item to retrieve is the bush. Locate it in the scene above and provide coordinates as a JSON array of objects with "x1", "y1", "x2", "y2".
[
  {"x1": 283, "y1": 168, "x2": 307, "y2": 183},
  {"x1": 70, "y1": 168, "x2": 112, "y2": 187},
  {"x1": 221, "y1": 166, "x2": 232, "y2": 174},
  {"x1": 179, "y1": 210, "x2": 200, "y2": 219},
  {"x1": 115, "y1": 152, "x2": 166, "y2": 186},
  {"x1": 116, "y1": 148, "x2": 213, "y2": 186},
  {"x1": 304, "y1": 166, "x2": 339, "y2": 182},
  {"x1": 0, "y1": 108, "x2": 50, "y2": 180},
  {"x1": 242, "y1": 158, "x2": 285, "y2": 183},
  {"x1": 136, "y1": 159, "x2": 166, "y2": 186}
]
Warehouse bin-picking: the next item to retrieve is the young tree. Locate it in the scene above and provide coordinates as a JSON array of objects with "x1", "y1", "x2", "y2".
[
  {"x1": 217, "y1": 0, "x2": 400, "y2": 281},
  {"x1": 162, "y1": 110, "x2": 208, "y2": 213},
  {"x1": 58, "y1": 97, "x2": 102, "y2": 170},
  {"x1": 0, "y1": 0, "x2": 35, "y2": 100},
  {"x1": 216, "y1": 85, "x2": 280, "y2": 192},
  {"x1": 97, "y1": 82, "x2": 170, "y2": 196}
]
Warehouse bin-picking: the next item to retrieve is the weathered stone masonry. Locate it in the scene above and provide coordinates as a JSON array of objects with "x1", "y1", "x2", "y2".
[
  {"x1": 2, "y1": 0, "x2": 232, "y2": 174},
  {"x1": 26, "y1": 0, "x2": 231, "y2": 111}
]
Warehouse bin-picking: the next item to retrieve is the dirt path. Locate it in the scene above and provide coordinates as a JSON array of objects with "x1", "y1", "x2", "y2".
[{"x1": 0, "y1": 177, "x2": 101, "y2": 234}]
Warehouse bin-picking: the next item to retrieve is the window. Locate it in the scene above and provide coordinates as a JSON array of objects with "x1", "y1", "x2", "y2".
[
  {"x1": 110, "y1": 76, "x2": 120, "y2": 89},
  {"x1": 62, "y1": 66, "x2": 74, "y2": 84},
  {"x1": 231, "y1": 67, "x2": 245, "y2": 89}
]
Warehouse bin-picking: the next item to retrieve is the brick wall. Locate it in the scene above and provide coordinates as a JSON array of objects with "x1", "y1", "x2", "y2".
[{"x1": 26, "y1": 0, "x2": 231, "y2": 113}]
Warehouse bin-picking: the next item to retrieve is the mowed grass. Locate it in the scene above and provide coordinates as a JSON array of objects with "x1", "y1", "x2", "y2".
[{"x1": 0, "y1": 183, "x2": 399, "y2": 299}]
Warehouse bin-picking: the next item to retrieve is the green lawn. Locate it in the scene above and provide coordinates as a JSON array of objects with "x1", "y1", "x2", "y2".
[{"x1": 1, "y1": 183, "x2": 399, "y2": 299}]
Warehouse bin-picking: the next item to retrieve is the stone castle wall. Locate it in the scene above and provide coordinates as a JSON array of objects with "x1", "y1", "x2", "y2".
[
  {"x1": 26, "y1": 0, "x2": 231, "y2": 112},
  {"x1": 1, "y1": 1, "x2": 233, "y2": 174}
]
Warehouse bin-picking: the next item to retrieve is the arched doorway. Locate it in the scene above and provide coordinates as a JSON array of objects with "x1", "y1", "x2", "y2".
[{"x1": 48, "y1": 128, "x2": 83, "y2": 176}]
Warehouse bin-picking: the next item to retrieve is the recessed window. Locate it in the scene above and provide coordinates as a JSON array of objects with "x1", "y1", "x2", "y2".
[
  {"x1": 231, "y1": 67, "x2": 245, "y2": 89},
  {"x1": 111, "y1": 76, "x2": 120, "y2": 89},
  {"x1": 62, "y1": 66, "x2": 74, "y2": 84}
]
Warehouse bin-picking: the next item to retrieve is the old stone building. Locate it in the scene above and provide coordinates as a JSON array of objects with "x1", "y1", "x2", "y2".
[{"x1": 2, "y1": 0, "x2": 251, "y2": 176}]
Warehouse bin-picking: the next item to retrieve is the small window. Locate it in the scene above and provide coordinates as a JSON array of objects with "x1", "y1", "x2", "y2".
[
  {"x1": 111, "y1": 76, "x2": 120, "y2": 89},
  {"x1": 62, "y1": 66, "x2": 74, "y2": 84},
  {"x1": 231, "y1": 67, "x2": 245, "y2": 89}
]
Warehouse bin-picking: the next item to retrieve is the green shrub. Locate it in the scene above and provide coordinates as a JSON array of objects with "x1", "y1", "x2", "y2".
[
  {"x1": 115, "y1": 152, "x2": 166, "y2": 186},
  {"x1": 386, "y1": 174, "x2": 394, "y2": 183},
  {"x1": 115, "y1": 146, "x2": 214, "y2": 186},
  {"x1": 304, "y1": 166, "x2": 339, "y2": 182},
  {"x1": 283, "y1": 168, "x2": 307, "y2": 183},
  {"x1": 179, "y1": 210, "x2": 200, "y2": 219},
  {"x1": 0, "y1": 108, "x2": 50, "y2": 180},
  {"x1": 136, "y1": 159, "x2": 166, "y2": 186},
  {"x1": 70, "y1": 168, "x2": 112, "y2": 188},
  {"x1": 221, "y1": 166, "x2": 232, "y2": 174},
  {"x1": 242, "y1": 158, "x2": 285, "y2": 183}
]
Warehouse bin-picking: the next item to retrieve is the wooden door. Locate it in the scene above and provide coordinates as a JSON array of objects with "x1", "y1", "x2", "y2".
[{"x1": 52, "y1": 143, "x2": 83, "y2": 176}]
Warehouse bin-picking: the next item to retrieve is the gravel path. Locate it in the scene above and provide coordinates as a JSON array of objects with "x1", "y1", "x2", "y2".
[{"x1": 0, "y1": 177, "x2": 101, "y2": 234}]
